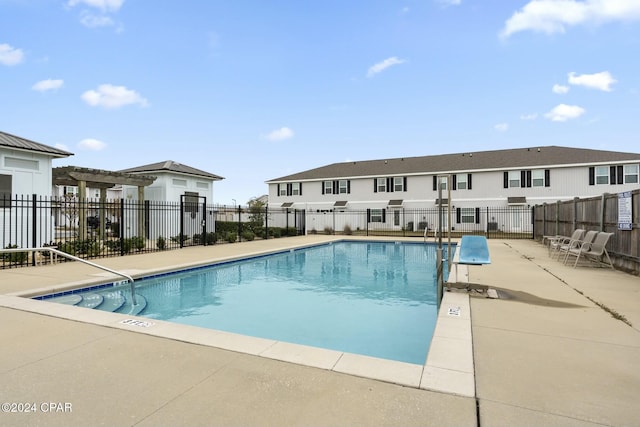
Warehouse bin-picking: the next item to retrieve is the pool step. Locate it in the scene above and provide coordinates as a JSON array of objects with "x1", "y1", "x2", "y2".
[
  {"x1": 48, "y1": 290, "x2": 146, "y2": 316},
  {"x1": 97, "y1": 291, "x2": 126, "y2": 312},
  {"x1": 49, "y1": 294, "x2": 82, "y2": 306},
  {"x1": 77, "y1": 293, "x2": 104, "y2": 309},
  {"x1": 115, "y1": 294, "x2": 147, "y2": 316}
]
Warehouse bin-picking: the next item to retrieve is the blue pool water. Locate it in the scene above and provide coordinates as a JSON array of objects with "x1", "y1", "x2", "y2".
[{"x1": 48, "y1": 241, "x2": 450, "y2": 365}]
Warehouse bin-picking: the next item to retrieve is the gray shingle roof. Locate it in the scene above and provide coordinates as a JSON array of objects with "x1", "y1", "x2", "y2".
[
  {"x1": 0, "y1": 130, "x2": 73, "y2": 158},
  {"x1": 266, "y1": 146, "x2": 640, "y2": 182},
  {"x1": 119, "y1": 160, "x2": 224, "y2": 180}
]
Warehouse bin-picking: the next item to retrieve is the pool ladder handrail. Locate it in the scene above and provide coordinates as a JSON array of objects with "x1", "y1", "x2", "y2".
[{"x1": 0, "y1": 247, "x2": 137, "y2": 306}]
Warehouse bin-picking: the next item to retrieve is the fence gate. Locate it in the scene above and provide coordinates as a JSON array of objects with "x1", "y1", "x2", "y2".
[{"x1": 180, "y1": 193, "x2": 207, "y2": 247}]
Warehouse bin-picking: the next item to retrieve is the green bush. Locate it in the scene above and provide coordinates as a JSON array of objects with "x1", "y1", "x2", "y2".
[
  {"x1": 226, "y1": 232, "x2": 237, "y2": 243},
  {"x1": 206, "y1": 232, "x2": 217, "y2": 245},
  {"x1": 157, "y1": 236, "x2": 166, "y2": 250},
  {"x1": 2, "y1": 244, "x2": 27, "y2": 264},
  {"x1": 131, "y1": 236, "x2": 146, "y2": 251},
  {"x1": 242, "y1": 230, "x2": 255, "y2": 241}
]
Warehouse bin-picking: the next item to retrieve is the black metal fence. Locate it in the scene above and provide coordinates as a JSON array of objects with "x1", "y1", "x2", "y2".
[
  {"x1": 533, "y1": 189, "x2": 640, "y2": 273},
  {"x1": 1, "y1": 194, "x2": 534, "y2": 269}
]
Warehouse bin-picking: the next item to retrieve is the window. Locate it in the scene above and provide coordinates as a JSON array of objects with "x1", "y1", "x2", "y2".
[
  {"x1": 532, "y1": 170, "x2": 545, "y2": 187},
  {"x1": 339, "y1": 180, "x2": 348, "y2": 194},
  {"x1": 460, "y1": 208, "x2": 475, "y2": 224},
  {"x1": 0, "y1": 174, "x2": 11, "y2": 208},
  {"x1": 291, "y1": 182, "x2": 300, "y2": 196},
  {"x1": 393, "y1": 210, "x2": 400, "y2": 226},
  {"x1": 376, "y1": 178, "x2": 386, "y2": 193},
  {"x1": 323, "y1": 181, "x2": 333, "y2": 194},
  {"x1": 370, "y1": 209, "x2": 384, "y2": 223},
  {"x1": 625, "y1": 165, "x2": 639, "y2": 183},
  {"x1": 279, "y1": 185, "x2": 287, "y2": 196},
  {"x1": 196, "y1": 182, "x2": 209, "y2": 190},
  {"x1": 509, "y1": 171, "x2": 521, "y2": 188},
  {"x1": 393, "y1": 177, "x2": 404, "y2": 192},
  {"x1": 596, "y1": 166, "x2": 609, "y2": 184},
  {"x1": 456, "y1": 174, "x2": 467, "y2": 190},
  {"x1": 172, "y1": 178, "x2": 187, "y2": 187}
]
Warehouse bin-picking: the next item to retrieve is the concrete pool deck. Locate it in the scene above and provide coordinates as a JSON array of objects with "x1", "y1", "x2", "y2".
[{"x1": 1, "y1": 236, "x2": 639, "y2": 426}]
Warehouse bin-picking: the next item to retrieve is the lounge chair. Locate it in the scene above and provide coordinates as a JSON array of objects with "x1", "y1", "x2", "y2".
[
  {"x1": 563, "y1": 231, "x2": 615, "y2": 269},
  {"x1": 546, "y1": 229, "x2": 585, "y2": 258},
  {"x1": 557, "y1": 230, "x2": 598, "y2": 262}
]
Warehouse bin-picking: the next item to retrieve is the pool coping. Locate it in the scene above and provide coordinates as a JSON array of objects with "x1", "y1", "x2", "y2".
[{"x1": 1, "y1": 239, "x2": 475, "y2": 397}]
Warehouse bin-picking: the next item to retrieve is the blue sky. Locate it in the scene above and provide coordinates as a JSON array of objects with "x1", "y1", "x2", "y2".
[{"x1": 1, "y1": 0, "x2": 639, "y2": 205}]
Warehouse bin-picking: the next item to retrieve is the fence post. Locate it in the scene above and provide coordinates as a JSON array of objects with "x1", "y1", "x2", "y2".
[
  {"x1": 600, "y1": 193, "x2": 608, "y2": 231},
  {"x1": 120, "y1": 198, "x2": 126, "y2": 256},
  {"x1": 31, "y1": 194, "x2": 37, "y2": 266},
  {"x1": 265, "y1": 205, "x2": 269, "y2": 239},
  {"x1": 237, "y1": 205, "x2": 242, "y2": 242}
]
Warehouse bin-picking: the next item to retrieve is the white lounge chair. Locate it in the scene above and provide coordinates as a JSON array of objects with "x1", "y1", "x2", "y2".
[
  {"x1": 547, "y1": 229, "x2": 585, "y2": 258},
  {"x1": 564, "y1": 231, "x2": 615, "y2": 269},
  {"x1": 558, "y1": 230, "x2": 598, "y2": 263}
]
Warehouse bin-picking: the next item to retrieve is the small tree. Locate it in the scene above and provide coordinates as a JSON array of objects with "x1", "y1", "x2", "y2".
[{"x1": 247, "y1": 199, "x2": 266, "y2": 236}]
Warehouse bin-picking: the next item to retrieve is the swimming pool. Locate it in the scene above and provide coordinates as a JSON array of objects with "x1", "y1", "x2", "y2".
[{"x1": 44, "y1": 241, "x2": 449, "y2": 365}]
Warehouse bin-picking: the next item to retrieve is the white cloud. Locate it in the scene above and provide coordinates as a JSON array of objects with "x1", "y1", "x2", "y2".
[
  {"x1": 67, "y1": 0, "x2": 124, "y2": 12},
  {"x1": 79, "y1": 11, "x2": 115, "y2": 28},
  {"x1": 32, "y1": 79, "x2": 64, "y2": 92},
  {"x1": 78, "y1": 138, "x2": 107, "y2": 151},
  {"x1": 366, "y1": 57, "x2": 406, "y2": 78},
  {"x1": 494, "y1": 123, "x2": 509, "y2": 132},
  {"x1": 544, "y1": 103, "x2": 586, "y2": 121},
  {"x1": 264, "y1": 127, "x2": 294, "y2": 141},
  {"x1": 552, "y1": 84, "x2": 570, "y2": 94},
  {"x1": 0, "y1": 43, "x2": 24, "y2": 66},
  {"x1": 520, "y1": 113, "x2": 538, "y2": 120},
  {"x1": 568, "y1": 71, "x2": 616, "y2": 91},
  {"x1": 501, "y1": 0, "x2": 640, "y2": 38},
  {"x1": 438, "y1": 0, "x2": 462, "y2": 6},
  {"x1": 81, "y1": 84, "x2": 149, "y2": 109}
]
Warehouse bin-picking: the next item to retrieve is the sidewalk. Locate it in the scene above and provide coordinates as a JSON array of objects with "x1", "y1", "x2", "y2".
[{"x1": 0, "y1": 236, "x2": 639, "y2": 426}]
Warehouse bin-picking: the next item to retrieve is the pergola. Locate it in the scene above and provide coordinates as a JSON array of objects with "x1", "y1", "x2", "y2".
[{"x1": 53, "y1": 166, "x2": 157, "y2": 239}]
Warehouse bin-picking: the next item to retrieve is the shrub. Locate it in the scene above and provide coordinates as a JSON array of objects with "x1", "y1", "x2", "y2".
[
  {"x1": 323, "y1": 226, "x2": 333, "y2": 235},
  {"x1": 2, "y1": 244, "x2": 28, "y2": 264},
  {"x1": 157, "y1": 236, "x2": 166, "y2": 250},
  {"x1": 242, "y1": 230, "x2": 255, "y2": 241},
  {"x1": 343, "y1": 224, "x2": 352, "y2": 235},
  {"x1": 226, "y1": 232, "x2": 237, "y2": 243},
  {"x1": 206, "y1": 232, "x2": 217, "y2": 245},
  {"x1": 310, "y1": 228, "x2": 317, "y2": 235}
]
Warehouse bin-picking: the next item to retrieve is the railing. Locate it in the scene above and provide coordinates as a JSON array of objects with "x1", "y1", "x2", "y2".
[{"x1": 0, "y1": 247, "x2": 137, "y2": 305}]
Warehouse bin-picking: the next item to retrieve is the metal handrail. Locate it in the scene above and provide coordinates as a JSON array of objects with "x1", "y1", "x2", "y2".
[{"x1": 1, "y1": 247, "x2": 137, "y2": 305}]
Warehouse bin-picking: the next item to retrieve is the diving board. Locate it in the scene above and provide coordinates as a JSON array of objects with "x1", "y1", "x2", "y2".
[{"x1": 458, "y1": 235, "x2": 491, "y2": 265}]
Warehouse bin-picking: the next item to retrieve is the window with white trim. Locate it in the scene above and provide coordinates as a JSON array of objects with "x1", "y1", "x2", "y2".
[
  {"x1": 460, "y1": 208, "x2": 475, "y2": 223},
  {"x1": 595, "y1": 166, "x2": 609, "y2": 184},
  {"x1": 624, "y1": 165, "x2": 639, "y2": 183},
  {"x1": 393, "y1": 177, "x2": 404, "y2": 191},
  {"x1": 532, "y1": 170, "x2": 545, "y2": 187},
  {"x1": 279, "y1": 185, "x2": 287, "y2": 196},
  {"x1": 376, "y1": 178, "x2": 386, "y2": 192},
  {"x1": 324, "y1": 181, "x2": 333, "y2": 194},
  {"x1": 291, "y1": 182, "x2": 300, "y2": 196},
  {"x1": 509, "y1": 171, "x2": 520, "y2": 188},
  {"x1": 339, "y1": 180, "x2": 348, "y2": 194},
  {"x1": 456, "y1": 174, "x2": 467, "y2": 190},
  {"x1": 370, "y1": 209, "x2": 383, "y2": 223}
]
